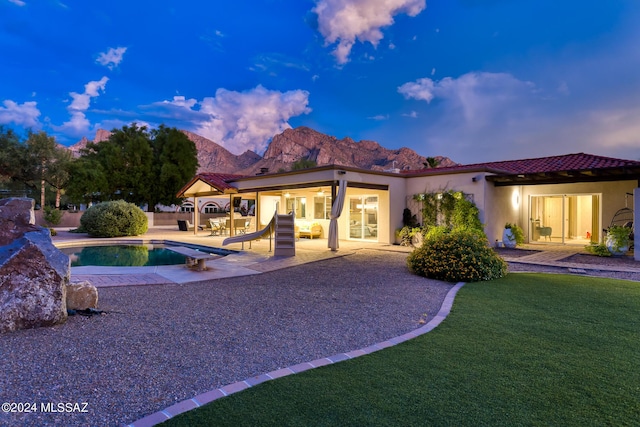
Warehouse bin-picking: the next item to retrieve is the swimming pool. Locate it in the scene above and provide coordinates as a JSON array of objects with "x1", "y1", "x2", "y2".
[{"x1": 58, "y1": 243, "x2": 233, "y2": 267}]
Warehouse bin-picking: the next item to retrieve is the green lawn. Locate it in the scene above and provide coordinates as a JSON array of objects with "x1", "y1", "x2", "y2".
[{"x1": 163, "y1": 274, "x2": 640, "y2": 426}]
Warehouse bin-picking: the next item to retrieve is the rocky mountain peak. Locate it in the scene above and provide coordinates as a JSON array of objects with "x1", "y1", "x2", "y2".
[{"x1": 67, "y1": 126, "x2": 455, "y2": 176}]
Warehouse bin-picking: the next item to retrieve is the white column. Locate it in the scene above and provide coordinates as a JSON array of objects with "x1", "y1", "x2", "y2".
[
  {"x1": 193, "y1": 196, "x2": 199, "y2": 235},
  {"x1": 635, "y1": 188, "x2": 639, "y2": 261}
]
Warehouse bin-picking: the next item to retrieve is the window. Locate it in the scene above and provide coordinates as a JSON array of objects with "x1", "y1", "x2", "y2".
[
  {"x1": 203, "y1": 204, "x2": 219, "y2": 214},
  {"x1": 180, "y1": 202, "x2": 194, "y2": 213},
  {"x1": 314, "y1": 196, "x2": 332, "y2": 219},
  {"x1": 286, "y1": 197, "x2": 306, "y2": 219}
]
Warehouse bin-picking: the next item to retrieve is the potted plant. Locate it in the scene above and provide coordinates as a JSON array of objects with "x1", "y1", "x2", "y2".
[
  {"x1": 503, "y1": 223, "x2": 524, "y2": 248},
  {"x1": 605, "y1": 225, "x2": 631, "y2": 256}
]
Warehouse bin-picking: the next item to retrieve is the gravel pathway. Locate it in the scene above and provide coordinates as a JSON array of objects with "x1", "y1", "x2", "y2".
[{"x1": 1, "y1": 249, "x2": 452, "y2": 427}]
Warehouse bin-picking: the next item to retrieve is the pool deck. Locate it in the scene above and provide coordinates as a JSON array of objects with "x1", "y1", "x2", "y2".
[
  {"x1": 53, "y1": 226, "x2": 409, "y2": 286},
  {"x1": 53, "y1": 226, "x2": 640, "y2": 288}
]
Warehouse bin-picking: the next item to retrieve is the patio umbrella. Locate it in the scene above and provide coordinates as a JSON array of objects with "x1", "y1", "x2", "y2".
[{"x1": 328, "y1": 180, "x2": 347, "y2": 251}]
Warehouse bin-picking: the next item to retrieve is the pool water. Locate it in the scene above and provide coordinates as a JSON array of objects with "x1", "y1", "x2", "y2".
[{"x1": 60, "y1": 244, "x2": 229, "y2": 267}]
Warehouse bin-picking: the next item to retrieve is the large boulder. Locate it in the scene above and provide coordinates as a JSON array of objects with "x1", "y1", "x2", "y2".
[{"x1": 0, "y1": 198, "x2": 69, "y2": 333}]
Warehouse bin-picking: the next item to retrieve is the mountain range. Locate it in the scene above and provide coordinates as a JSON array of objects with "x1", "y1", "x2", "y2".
[{"x1": 68, "y1": 126, "x2": 456, "y2": 175}]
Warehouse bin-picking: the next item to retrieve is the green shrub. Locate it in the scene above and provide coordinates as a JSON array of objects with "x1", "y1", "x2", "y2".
[
  {"x1": 80, "y1": 200, "x2": 148, "y2": 237},
  {"x1": 585, "y1": 243, "x2": 611, "y2": 257},
  {"x1": 504, "y1": 223, "x2": 525, "y2": 246},
  {"x1": 396, "y1": 226, "x2": 422, "y2": 247},
  {"x1": 43, "y1": 206, "x2": 63, "y2": 226},
  {"x1": 407, "y1": 228, "x2": 508, "y2": 282}
]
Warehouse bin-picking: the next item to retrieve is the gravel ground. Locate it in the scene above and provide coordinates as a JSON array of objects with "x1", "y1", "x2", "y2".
[{"x1": 0, "y1": 250, "x2": 452, "y2": 427}]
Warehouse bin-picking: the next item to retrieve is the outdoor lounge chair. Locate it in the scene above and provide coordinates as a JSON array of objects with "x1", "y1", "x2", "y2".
[{"x1": 177, "y1": 219, "x2": 203, "y2": 231}]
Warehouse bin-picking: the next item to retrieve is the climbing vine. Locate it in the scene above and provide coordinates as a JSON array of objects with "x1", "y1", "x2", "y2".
[{"x1": 412, "y1": 190, "x2": 482, "y2": 232}]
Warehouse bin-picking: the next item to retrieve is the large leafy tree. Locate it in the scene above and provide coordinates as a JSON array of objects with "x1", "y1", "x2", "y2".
[
  {"x1": 25, "y1": 131, "x2": 58, "y2": 208},
  {"x1": 47, "y1": 148, "x2": 73, "y2": 208},
  {"x1": 67, "y1": 124, "x2": 198, "y2": 211},
  {"x1": 0, "y1": 126, "x2": 22, "y2": 182},
  {"x1": 0, "y1": 127, "x2": 29, "y2": 199},
  {"x1": 149, "y1": 125, "x2": 199, "y2": 209},
  {"x1": 1, "y1": 127, "x2": 72, "y2": 207}
]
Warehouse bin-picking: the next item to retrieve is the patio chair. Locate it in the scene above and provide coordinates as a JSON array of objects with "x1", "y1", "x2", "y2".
[
  {"x1": 209, "y1": 218, "x2": 221, "y2": 236},
  {"x1": 177, "y1": 219, "x2": 203, "y2": 231},
  {"x1": 538, "y1": 226, "x2": 552, "y2": 241},
  {"x1": 239, "y1": 218, "x2": 251, "y2": 234}
]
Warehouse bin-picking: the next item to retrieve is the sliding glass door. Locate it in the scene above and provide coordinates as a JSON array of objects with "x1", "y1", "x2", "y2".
[
  {"x1": 349, "y1": 196, "x2": 378, "y2": 241},
  {"x1": 529, "y1": 194, "x2": 600, "y2": 244}
]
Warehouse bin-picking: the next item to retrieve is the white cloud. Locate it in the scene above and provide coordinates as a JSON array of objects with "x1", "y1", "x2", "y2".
[
  {"x1": 69, "y1": 77, "x2": 109, "y2": 111},
  {"x1": 58, "y1": 112, "x2": 91, "y2": 135},
  {"x1": 8, "y1": 0, "x2": 26, "y2": 6},
  {"x1": 402, "y1": 110, "x2": 418, "y2": 118},
  {"x1": 368, "y1": 114, "x2": 389, "y2": 121},
  {"x1": 398, "y1": 77, "x2": 436, "y2": 102},
  {"x1": 96, "y1": 47, "x2": 127, "y2": 70},
  {"x1": 196, "y1": 85, "x2": 311, "y2": 154},
  {"x1": 313, "y1": 0, "x2": 426, "y2": 64},
  {"x1": 399, "y1": 72, "x2": 535, "y2": 124},
  {"x1": 55, "y1": 77, "x2": 109, "y2": 136},
  {"x1": 0, "y1": 100, "x2": 41, "y2": 127},
  {"x1": 163, "y1": 96, "x2": 198, "y2": 109},
  {"x1": 583, "y1": 108, "x2": 640, "y2": 151}
]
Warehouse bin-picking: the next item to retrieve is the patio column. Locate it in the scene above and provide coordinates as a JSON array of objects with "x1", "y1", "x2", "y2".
[
  {"x1": 635, "y1": 187, "x2": 639, "y2": 262},
  {"x1": 193, "y1": 196, "x2": 199, "y2": 235},
  {"x1": 255, "y1": 191, "x2": 260, "y2": 228}
]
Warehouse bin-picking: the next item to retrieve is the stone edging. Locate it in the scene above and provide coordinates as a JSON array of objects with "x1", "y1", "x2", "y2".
[{"x1": 127, "y1": 281, "x2": 466, "y2": 427}]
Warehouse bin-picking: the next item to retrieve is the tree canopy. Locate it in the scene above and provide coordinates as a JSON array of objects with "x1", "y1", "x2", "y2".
[
  {"x1": 0, "y1": 127, "x2": 72, "y2": 208},
  {"x1": 66, "y1": 124, "x2": 198, "y2": 210}
]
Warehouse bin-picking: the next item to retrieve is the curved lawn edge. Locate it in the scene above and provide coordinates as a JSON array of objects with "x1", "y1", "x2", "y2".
[{"x1": 127, "y1": 281, "x2": 466, "y2": 427}]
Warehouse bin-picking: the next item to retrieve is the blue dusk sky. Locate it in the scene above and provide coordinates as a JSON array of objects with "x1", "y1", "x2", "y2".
[{"x1": 1, "y1": 0, "x2": 639, "y2": 164}]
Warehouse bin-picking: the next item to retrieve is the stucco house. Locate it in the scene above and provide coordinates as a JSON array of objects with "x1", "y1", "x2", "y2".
[{"x1": 177, "y1": 152, "x2": 640, "y2": 260}]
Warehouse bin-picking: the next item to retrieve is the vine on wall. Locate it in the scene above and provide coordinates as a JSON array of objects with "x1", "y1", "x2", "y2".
[{"x1": 412, "y1": 190, "x2": 482, "y2": 232}]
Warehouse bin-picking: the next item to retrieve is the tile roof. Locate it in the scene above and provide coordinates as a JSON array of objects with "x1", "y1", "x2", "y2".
[
  {"x1": 402, "y1": 153, "x2": 640, "y2": 176},
  {"x1": 176, "y1": 173, "x2": 246, "y2": 196},
  {"x1": 196, "y1": 173, "x2": 246, "y2": 191}
]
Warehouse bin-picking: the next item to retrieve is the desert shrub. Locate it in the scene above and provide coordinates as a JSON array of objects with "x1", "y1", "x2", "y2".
[
  {"x1": 585, "y1": 243, "x2": 611, "y2": 257},
  {"x1": 43, "y1": 206, "x2": 63, "y2": 226},
  {"x1": 80, "y1": 200, "x2": 148, "y2": 237},
  {"x1": 407, "y1": 227, "x2": 508, "y2": 282}
]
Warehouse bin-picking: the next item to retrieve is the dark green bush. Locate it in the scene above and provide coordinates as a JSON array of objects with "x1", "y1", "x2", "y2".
[
  {"x1": 585, "y1": 243, "x2": 611, "y2": 257},
  {"x1": 43, "y1": 206, "x2": 63, "y2": 226},
  {"x1": 80, "y1": 200, "x2": 148, "y2": 237},
  {"x1": 407, "y1": 227, "x2": 508, "y2": 282}
]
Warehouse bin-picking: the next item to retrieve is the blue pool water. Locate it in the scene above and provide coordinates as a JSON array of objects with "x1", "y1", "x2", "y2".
[{"x1": 59, "y1": 244, "x2": 231, "y2": 267}]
